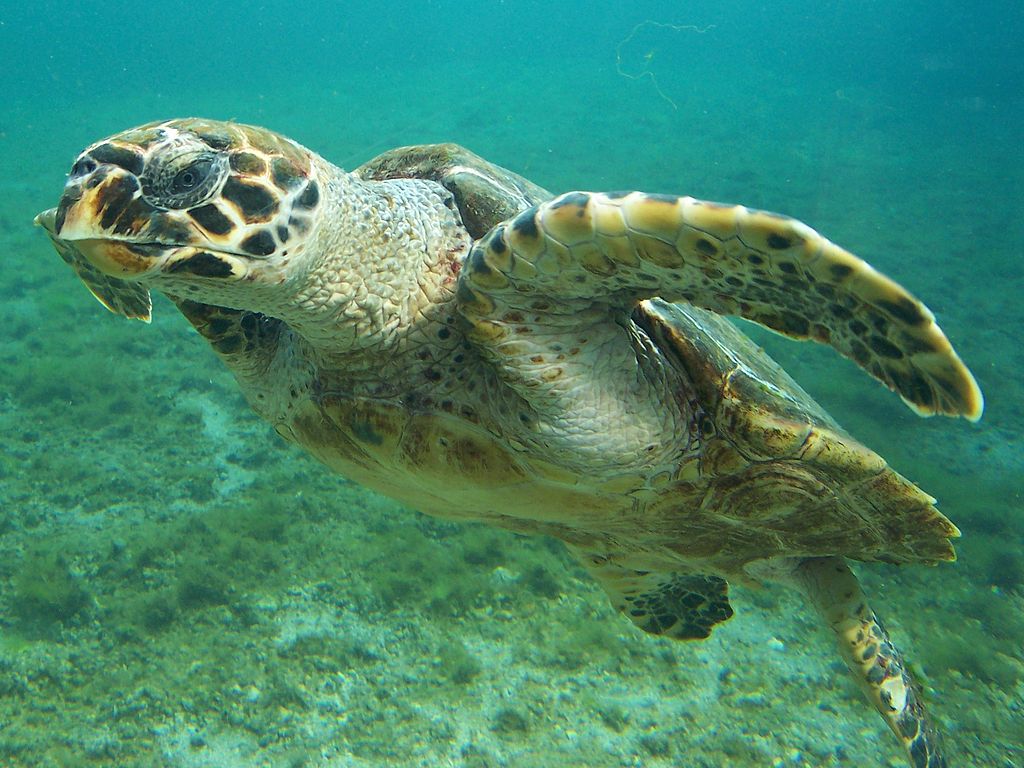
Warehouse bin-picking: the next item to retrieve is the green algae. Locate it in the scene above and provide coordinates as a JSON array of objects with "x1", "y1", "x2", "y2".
[
  {"x1": 11, "y1": 548, "x2": 90, "y2": 627},
  {"x1": 491, "y1": 706, "x2": 530, "y2": 735},
  {"x1": 436, "y1": 636, "x2": 482, "y2": 684}
]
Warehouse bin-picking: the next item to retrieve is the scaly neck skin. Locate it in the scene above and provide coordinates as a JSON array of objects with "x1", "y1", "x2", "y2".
[{"x1": 263, "y1": 163, "x2": 473, "y2": 382}]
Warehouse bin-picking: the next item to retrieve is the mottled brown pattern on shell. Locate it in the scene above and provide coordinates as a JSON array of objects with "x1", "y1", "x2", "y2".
[{"x1": 638, "y1": 302, "x2": 958, "y2": 571}]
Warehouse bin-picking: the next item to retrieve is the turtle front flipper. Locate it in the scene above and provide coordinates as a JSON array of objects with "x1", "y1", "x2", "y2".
[
  {"x1": 795, "y1": 557, "x2": 947, "y2": 768},
  {"x1": 35, "y1": 208, "x2": 152, "y2": 321},
  {"x1": 171, "y1": 299, "x2": 284, "y2": 381},
  {"x1": 457, "y1": 192, "x2": 983, "y2": 421},
  {"x1": 572, "y1": 548, "x2": 734, "y2": 640}
]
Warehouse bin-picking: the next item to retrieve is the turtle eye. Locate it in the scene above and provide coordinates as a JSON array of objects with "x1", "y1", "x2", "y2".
[
  {"x1": 141, "y1": 147, "x2": 227, "y2": 209},
  {"x1": 171, "y1": 161, "x2": 211, "y2": 194}
]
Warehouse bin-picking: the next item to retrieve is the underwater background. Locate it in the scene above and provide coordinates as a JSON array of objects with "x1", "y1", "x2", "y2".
[{"x1": 1, "y1": 0, "x2": 1021, "y2": 766}]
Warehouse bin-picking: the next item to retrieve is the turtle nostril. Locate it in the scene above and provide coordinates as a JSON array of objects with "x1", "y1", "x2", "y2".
[{"x1": 69, "y1": 157, "x2": 97, "y2": 179}]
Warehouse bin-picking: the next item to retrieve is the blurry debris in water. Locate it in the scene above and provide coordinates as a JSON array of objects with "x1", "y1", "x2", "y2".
[{"x1": 615, "y1": 20, "x2": 716, "y2": 110}]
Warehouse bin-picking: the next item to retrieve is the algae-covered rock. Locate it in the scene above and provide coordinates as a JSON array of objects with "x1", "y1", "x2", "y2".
[
  {"x1": 11, "y1": 548, "x2": 89, "y2": 625},
  {"x1": 437, "y1": 637, "x2": 482, "y2": 684}
]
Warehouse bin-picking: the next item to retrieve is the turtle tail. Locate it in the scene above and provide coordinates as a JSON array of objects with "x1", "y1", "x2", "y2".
[{"x1": 794, "y1": 557, "x2": 947, "y2": 768}]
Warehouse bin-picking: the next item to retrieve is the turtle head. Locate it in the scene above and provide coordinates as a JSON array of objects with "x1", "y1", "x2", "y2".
[{"x1": 41, "y1": 118, "x2": 324, "y2": 297}]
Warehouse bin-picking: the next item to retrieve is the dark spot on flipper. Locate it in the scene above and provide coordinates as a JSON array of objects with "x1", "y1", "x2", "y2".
[
  {"x1": 868, "y1": 360, "x2": 887, "y2": 383},
  {"x1": 239, "y1": 312, "x2": 258, "y2": 334},
  {"x1": 470, "y1": 253, "x2": 493, "y2": 276},
  {"x1": 848, "y1": 339, "x2": 871, "y2": 365},
  {"x1": 849, "y1": 319, "x2": 869, "y2": 336},
  {"x1": 644, "y1": 193, "x2": 680, "y2": 205},
  {"x1": 829, "y1": 303, "x2": 853, "y2": 320},
  {"x1": 695, "y1": 237, "x2": 718, "y2": 257},
  {"x1": 89, "y1": 143, "x2": 145, "y2": 176},
  {"x1": 167, "y1": 252, "x2": 234, "y2": 278},
  {"x1": 909, "y1": 735, "x2": 928, "y2": 767},
  {"x1": 876, "y1": 296, "x2": 929, "y2": 326},
  {"x1": 207, "y1": 317, "x2": 233, "y2": 336},
  {"x1": 512, "y1": 208, "x2": 540, "y2": 238},
  {"x1": 866, "y1": 662, "x2": 887, "y2": 685},
  {"x1": 295, "y1": 180, "x2": 320, "y2": 210},
  {"x1": 766, "y1": 233, "x2": 791, "y2": 250},
  {"x1": 747, "y1": 253, "x2": 764, "y2": 265},
  {"x1": 759, "y1": 310, "x2": 810, "y2": 337},
  {"x1": 605, "y1": 191, "x2": 632, "y2": 200},
  {"x1": 189, "y1": 203, "x2": 234, "y2": 236},
  {"x1": 814, "y1": 282, "x2": 836, "y2": 299},
  {"x1": 240, "y1": 230, "x2": 277, "y2": 256},
  {"x1": 175, "y1": 302, "x2": 281, "y2": 354},
  {"x1": 456, "y1": 281, "x2": 479, "y2": 308},
  {"x1": 897, "y1": 707, "x2": 923, "y2": 739},
  {"x1": 488, "y1": 226, "x2": 507, "y2": 254},
  {"x1": 175, "y1": 299, "x2": 216, "y2": 324},
  {"x1": 869, "y1": 334, "x2": 904, "y2": 359},
  {"x1": 777, "y1": 261, "x2": 797, "y2": 274},
  {"x1": 829, "y1": 262, "x2": 854, "y2": 279},
  {"x1": 213, "y1": 334, "x2": 244, "y2": 354},
  {"x1": 890, "y1": 368, "x2": 935, "y2": 409},
  {"x1": 550, "y1": 192, "x2": 590, "y2": 210},
  {"x1": 276, "y1": 226, "x2": 289, "y2": 242},
  {"x1": 221, "y1": 177, "x2": 278, "y2": 222}
]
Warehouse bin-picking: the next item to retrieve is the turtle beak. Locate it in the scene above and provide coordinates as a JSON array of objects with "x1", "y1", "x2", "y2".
[
  {"x1": 33, "y1": 208, "x2": 58, "y2": 235},
  {"x1": 35, "y1": 206, "x2": 155, "y2": 322},
  {"x1": 48, "y1": 163, "x2": 171, "y2": 278}
]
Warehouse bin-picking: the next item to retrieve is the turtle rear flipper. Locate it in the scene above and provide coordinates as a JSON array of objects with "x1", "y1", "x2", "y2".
[
  {"x1": 796, "y1": 557, "x2": 947, "y2": 768},
  {"x1": 573, "y1": 548, "x2": 734, "y2": 640},
  {"x1": 457, "y1": 191, "x2": 983, "y2": 421},
  {"x1": 35, "y1": 208, "x2": 152, "y2": 321}
]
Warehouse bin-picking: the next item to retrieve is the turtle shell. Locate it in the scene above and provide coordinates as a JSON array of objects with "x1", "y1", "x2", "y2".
[
  {"x1": 355, "y1": 143, "x2": 550, "y2": 238},
  {"x1": 354, "y1": 143, "x2": 959, "y2": 575},
  {"x1": 634, "y1": 299, "x2": 957, "y2": 574}
]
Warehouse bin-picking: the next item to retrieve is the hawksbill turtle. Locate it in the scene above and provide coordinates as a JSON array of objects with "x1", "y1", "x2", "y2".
[{"x1": 36, "y1": 118, "x2": 983, "y2": 767}]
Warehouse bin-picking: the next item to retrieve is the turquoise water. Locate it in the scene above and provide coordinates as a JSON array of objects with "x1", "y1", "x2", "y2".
[{"x1": 1, "y1": 1, "x2": 1021, "y2": 766}]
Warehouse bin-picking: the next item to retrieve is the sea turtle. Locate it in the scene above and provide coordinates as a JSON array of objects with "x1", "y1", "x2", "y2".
[{"x1": 36, "y1": 118, "x2": 983, "y2": 767}]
